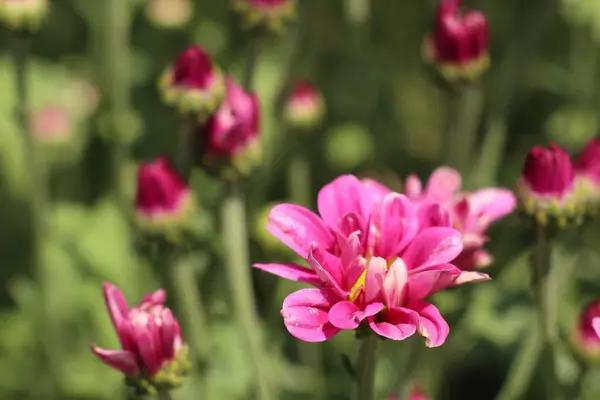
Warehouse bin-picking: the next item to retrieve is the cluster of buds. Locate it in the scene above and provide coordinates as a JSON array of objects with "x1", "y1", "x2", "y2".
[
  {"x1": 283, "y1": 80, "x2": 326, "y2": 131},
  {"x1": 0, "y1": 0, "x2": 48, "y2": 31},
  {"x1": 516, "y1": 139, "x2": 600, "y2": 229},
  {"x1": 134, "y1": 157, "x2": 196, "y2": 238},
  {"x1": 423, "y1": 0, "x2": 489, "y2": 85},
  {"x1": 231, "y1": 0, "x2": 296, "y2": 34},
  {"x1": 571, "y1": 299, "x2": 600, "y2": 362},
  {"x1": 90, "y1": 284, "x2": 190, "y2": 397},
  {"x1": 145, "y1": 0, "x2": 192, "y2": 29}
]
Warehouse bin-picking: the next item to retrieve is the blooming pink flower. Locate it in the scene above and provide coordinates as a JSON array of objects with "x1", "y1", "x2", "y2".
[
  {"x1": 135, "y1": 157, "x2": 194, "y2": 228},
  {"x1": 254, "y1": 175, "x2": 489, "y2": 344},
  {"x1": 90, "y1": 283, "x2": 185, "y2": 377},
  {"x1": 575, "y1": 139, "x2": 600, "y2": 208},
  {"x1": 404, "y1": 167, "x2": 516, "y2": 270},
  {"x1": 200, "y1": 78, "x2": 261, "y2": 176},
  {"x1": 574, "y1": 300, "x2": 600, "y2": 357},
  {"x1": 284, "y1": 79, "x2": 325, "y2": 129}
]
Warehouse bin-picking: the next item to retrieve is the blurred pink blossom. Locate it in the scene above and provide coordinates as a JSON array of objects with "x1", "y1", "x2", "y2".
[
  {"x1": 520, "y1": 144, "x2": 574, "y2": 198},
  {"x1": 284, "y1": 79, "x2": 325, "y2": 129},
  {"x1": 254, "y1": 175, "x2": 488, "y2": 344},
  {"x1": 29, "y1": 105, "x2": 71, "y2": 142},
  {"x1": 574, "y1": 300, "x2": 600, "y2": 357}
]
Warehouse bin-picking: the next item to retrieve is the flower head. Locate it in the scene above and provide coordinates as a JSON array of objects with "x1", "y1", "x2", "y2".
[
  {"x1": 424, "y1": 0, "x2": 489, "y2": 84},
  {"x1": 199, "y1": 78, "x2": 261, "y2": 180},
  {"x1": 232, "y1": 0, "x2": 296, "y2": 34},
  {"x1": 254, "y1": 175, "x2": 489, "y2": 344},
  {"x1": 284, "y1": 79, "x2": 325, "y2": 130},
  {"x1": 90, "y1": 283, "x2": 189, "y2": 396},
  {"x1": 516, "y1": 144, "x2": 583, "y2": 228},
  {"x1": 572, "y1": 300, "x2": 600, "y2": 361},
  {"x1": 134, "y1": 157, "x2": 195, "y2": 234},
  {"x1": 146, "y1": 0, "x2": 192, "y2": 29},
  {"x1": 575, "y1": 138, "x2": 600, "y2": 215},
  {"x1": 159, "y1": 46, "x2": 225, "y2": 121},
  {"x1": 405, "y1": 167, "x2": 516, "y2": 270},
  {"x1": 0, "y1": 0, "x2": 48, "y2": 31}
]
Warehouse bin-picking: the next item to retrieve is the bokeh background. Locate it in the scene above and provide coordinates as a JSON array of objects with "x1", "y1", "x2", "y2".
[{"x1": 2, "y1": 0, "x2": 600, "y2": 399}]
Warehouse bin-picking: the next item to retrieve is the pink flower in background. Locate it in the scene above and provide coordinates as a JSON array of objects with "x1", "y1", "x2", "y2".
[
  {"x1": 29, "y1": 105, "x2": 71, "y2": 143},
  {"x1": 405, "y1": 167, "x2": 516, "y2": 270},
  {"x1": 284, "y1": 79, "x2": 325, "y2": 129},
  {"x1": 254, "y1": 175, "x2": 489, "y2": 344},
  {"x1": 593, "y1": 317, "x2": 600, "y2": 339},
  {"x1": 575, "y1": 138, "x2": 600, "y2": 206},
  {"x1": 171, "y1": 46, "x2": 217, "y2": 90},
  {"x1": 135, "y1": 157, "x2": 194, "y2": 228},
  {"x1": 407, "y1": 386, "x2": 431, "y2": 400},
  {"x1": 90, "y1": 283, "x2": 186, "y2": 378},
  {"x1": 574, "y1": 300, "x2": 600, "y2": 357},
  {"x1": 520, "y1": 144, "x2": 575, "y2": 198}
]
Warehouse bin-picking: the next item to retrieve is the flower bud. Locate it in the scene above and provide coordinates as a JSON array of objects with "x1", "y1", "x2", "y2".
[
  {"x1": 283, "y1": 80, "x2": 325, "y2": 131},
  {"x1": 146, "y1": 0, "x2": 192, "y2": 29},
  {"x1": 516, "y1": 144, "x2": 583, "y2": 228},
  {"x1": 231, "y1": 0, "x2": 296, "y2": 34},
  {"x1": 90, "y1": 283, "x2": 190, "y2": 397},
  {"x1": 575, "y1": 138, "x2": 600, "y2": 216},
  {"x1": 0, "y1": 0, "x2": 48, "y2": 31},
  {"x1": 159, "y1": 46, "x2": 225, "y2": 122},
  {"x1": 424, "y1": 0, "x2": 490, "y2": 84},
  {"x1": 198, "y1": 78, "x2": 261, "y2": 180},
  {"x1": 134, "y1": 157, "x2": 196, "y2": 235},
  {"x1": 572, "y1": 300, "x2": 600, "y2": 361}
]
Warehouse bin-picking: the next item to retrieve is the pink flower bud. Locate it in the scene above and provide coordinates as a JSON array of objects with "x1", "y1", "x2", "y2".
[
  {"x1": 424, "y1": 0, "x2": 489, "y2": 83},
  {"x1": 516, "y1": 144, "x2": 583, "y2": 228},
  {"x1": 0, "y1": 0, "x2": 48, "y2": 31},
  {"x1": 90, "y1": 283, "x2": 189, "y2": 396},
  {"x1": 284, "y1": 80, "x2": 325, "y2": 130},
  {"x1": 575, "y1": 138, "x2": 600, "y2": 214},
  {"x1": 200, "y1": 78, "x2": 262, "y2": 179},
  {"x1": 572, "y1": 300, "x2": 600, "y2": 360},
  {"x1": 159, "y1": 46, "x2": 225, "y2": 122},
  {"x1": 232, "y1": 0, "x2": 296, "y2": 34},
  {"x1": 134, "y1": 157, "x2": 195, "y2": 232},
  {"x1": 146, "y1": 0, "x2": 192, "y2": 29}
]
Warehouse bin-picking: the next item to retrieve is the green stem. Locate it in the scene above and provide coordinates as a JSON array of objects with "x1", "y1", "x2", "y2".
[
  {"x1": 287, "y1": 149, "x2": 312, "y2": 207},
  {"x1": 221, "y1": 182, "x2": 274, "y2": 400},
  {"x1": 442, "y1": 85, "x2": 484, "y2": 181},
  {"x1": 157, "y1": 391, "x2": 173, "y2": 400},
  {"x1": 354, "y1": 335, "x2": 381, "y2": 400},
  {"x1": 495, "y1": 316, "x2": 542, "y2": 400},
  {"x1": 242, "y1": 39, "x2": 260, "y2": 92},
  {"x1": 532, "y1": 227, "x2": 560, "y2": 400},
  {"x1": 12, "y1": 33, "x2": 58, "y2": 395},
  {"x1": 470, "y1": 117, "x2": 507, "y2": 188}
]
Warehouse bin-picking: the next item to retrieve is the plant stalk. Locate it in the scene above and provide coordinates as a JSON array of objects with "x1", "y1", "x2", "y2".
[
  {"x1": 354, "y1": 334, "x2": 381, "y2": 400},
  {"x1": 287, "y1": 147, "x2": 312, "y2": 207},
  {"x1": 221, "y1": 182, "x2": 274, "y2": 400}
]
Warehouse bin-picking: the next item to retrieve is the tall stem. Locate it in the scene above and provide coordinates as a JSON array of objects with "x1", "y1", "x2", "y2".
[
  {"x1": 286, "y1": 146, "x2": 312, "y2": 207},
  {"x1": 532, "y1": 227, "x2": 559, "y2": 400},
  {"x1": 12, "y1": 33, "x2": 58, "y2": 395},
  {"x1": 442, "y1": 84, "x2": 484, "y2": 181},
  {"x1": 221, "y1": 182, "x2": 273, "y2": 400},
  {"x1": 354, "y1": 335, "x2": 381, "y2": 400}
]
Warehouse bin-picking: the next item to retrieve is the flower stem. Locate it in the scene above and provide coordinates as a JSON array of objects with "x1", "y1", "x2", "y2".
[
  {"x1": 354, "y1": 334, "x2": 381, "y2": 400},
  {"x1": 242, "y1": 38, "x2": 260, "y2": 92},
  {"x1": 287, "y1": 147, "x2": 312, "y2": 207},
  {"x1": 11, "y1": 32, "x2": 58, "y2": 395},
  {"x1": 442, "y1": 84, "x2": 484, "y2": 182},
  {"x1": 532, "y1": 227, "x2": 560, "y2": 400},
  {"x1": 221, "y1": 182, "x2": 274, "y2": 400},
  {"x1": 157, "y1": 391, "x2": 173, "y2": 400}
]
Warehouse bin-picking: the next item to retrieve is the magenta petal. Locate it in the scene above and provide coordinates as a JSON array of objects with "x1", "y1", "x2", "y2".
[
  {"x1": 364, "y1": 257, "x2": 387, "y2": 304},
  {"x1": 308, "y1": 247, "x2": 345, "y2": 296},
  {"x1": 412, "y1": 301, "x2": 449, "y2": 347},
  {"x1": 102, "y1": 283, "x2": 132, "y2": 349},
  {"x1": 267, "y1": 204, "x2": 333, "y2": 259},
  {"x1": 369, "y1": 307, "x2": 419, "y2": 340},
  {"x1": 417, "y1": 202, "x2": 453, "y2": 229},
  {"x1": 470, "y1": 188, "x2": 516, "y2": 222},
  {"x1": 425, "y1": 167, "x2": 461, "y2": 203},
  {"x1": 593, "y1": 317, "x2": 600, "y2": 338},
  {"x1": 132, "y1": 324, "x2": 161, "y2": 376},
  {"x1": 90, "y1": 345, "x2": 140, "y2": 376},
  {"x1": 360, "y1": 178, "x2": 393, "y2": 216},
  {"x1": 317, "y1": 175, "x2": 364, "y2": 228},
  {"x1": 141, "y1": 289, "x2": 166, "y2": 306},
  {"x1": 401, "y1": 227, "x2": 463, "y2": 269},
  {"x1": 370, "y1": 193, "x2": 418, "y2": 258},
  {"x1": 253, "y1": 263, "x2": 321, "y2": 286},
  {"x1": 281, "y1": 289, "x2": 340, "y2": 342},
  {"x1": 407, "y1": 264, "x2": 461, "y2": 299},
  {"x1": 328, "y1": 301, "x2": 363, "y2": 329},
  {"x1": 160, "y1": 308, "x2": 176, "y2": 361},
  {"x1": 453, "y1": 270, "x2": 491, "y2": 286}
]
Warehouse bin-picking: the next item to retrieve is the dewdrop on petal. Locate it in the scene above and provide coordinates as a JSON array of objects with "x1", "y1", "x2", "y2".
[
  {"x1": 231, "y1": 0, "x2": 296, "y2": 34},
  {"x1": 0, "y1": 0, "x2": 48, "y2": 31},
  {"x1": 159, "y1": 46, "x2": 225, "y2": 122},
  {"x1": 146, "y1": 0, "x2": 192, "y2": 30}
]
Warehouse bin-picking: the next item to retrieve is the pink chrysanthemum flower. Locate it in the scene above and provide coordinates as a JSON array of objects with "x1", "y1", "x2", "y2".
[
  {"x1": 404, "y1": 167, "x2": 516, "y2": 270},
  {"x1": 254, "y1": 175, "x2": 489, "y2": 344}
]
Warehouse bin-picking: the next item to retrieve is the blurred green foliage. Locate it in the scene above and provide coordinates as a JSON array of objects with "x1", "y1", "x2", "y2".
[{"x1": 2, "y1": 0, "x2": 600, "y2": 399}]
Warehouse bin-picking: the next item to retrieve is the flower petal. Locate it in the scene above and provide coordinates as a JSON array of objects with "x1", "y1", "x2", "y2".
[
  {"x1": 383, "y1": 258, "x2": 408, "y2": 307},
  {"x1": 132, "y1": 323, "x2": 161, "y2": 376},
  {"x1": 369, "y1": 193, "x2": 418, "y2": 259},
  {"x1": 281, "y1": 289, "x2": 340, "y2": 342},
  {"x1": 593, "y1": 317, "x2": 600, "y2": 339},
  {"x1": 102, "y1": 283, "x2": 133, "y2": 350},
  {"x1": 412, "y1": 301, "x2": 449, "y2": 347},
  {"x1": 417, "y1": 202, "x2": 453, "y2": 229},
  {"x1": 141, "y1": 289, "x2": 166, "y2": 307},
  {"x1": 89, "y1": 345, "x2": 140, "y2": 376},
  {"x1": 308, "y1": 247, "x2": 345, "y2": 296},
  {"x1": 470, "y1": 188, "x2": 516, "y2": 223},
  {"x1": 159, "y1": 308, "x2": 176, "y2": 361},
  {"x1": 253, "y1": 263, "x2": 321, "y2": 286},
  {"x1": 317, "y1": 175, "x2": 364, "y2": 228},
  {"x1": 403, "y1": 174, "x2": 423, "y2": 200},
  {"x1": 424, "y1": 167, "x2": 461, "y2": 203},
  {"x1": 407, "y1": 264, "x2": 461, "y2": 299},
  {"x1": 369, "y1": 307, "x2": 419, "y2": 340},
  {"x1": 267, "y1": 204, "x2": 334, "y2": 259},
  {"x1": 401, "y1": 227, "x2": 463, "y2": 270},
  {"x1": 329, "y1": 301, "x2": 362, "y2": 329},
  {"x1": 453, "y1": 270, "x2": 491, "y2": 286}
]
